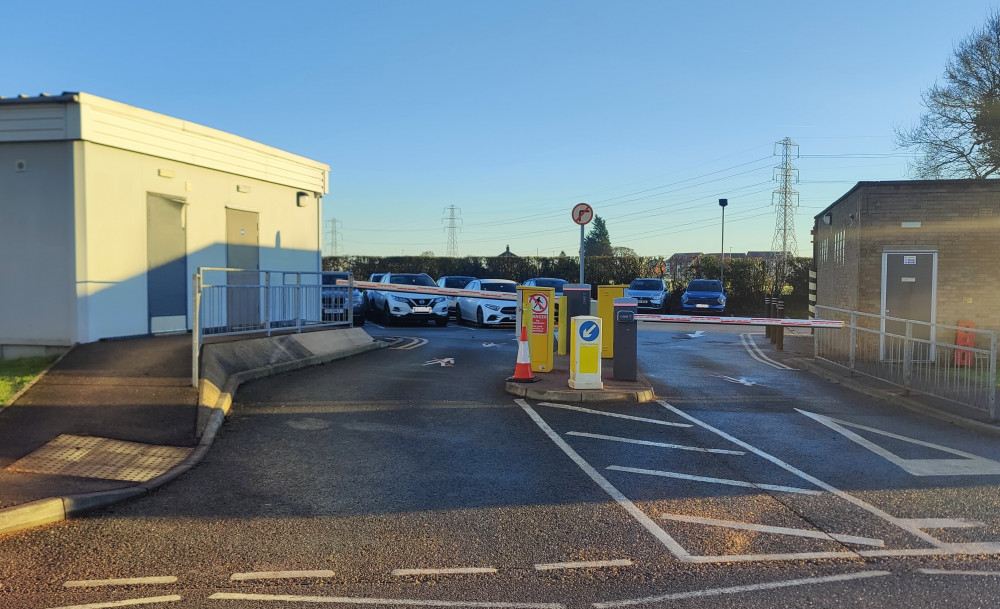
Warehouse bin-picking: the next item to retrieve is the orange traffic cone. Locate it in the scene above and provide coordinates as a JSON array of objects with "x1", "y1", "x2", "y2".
[{"x1": 507, "y1": 325, "x2": 540, "y2": 383}]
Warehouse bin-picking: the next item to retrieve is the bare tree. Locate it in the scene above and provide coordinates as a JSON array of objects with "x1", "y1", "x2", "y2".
[{"x1": 896, "y1": 11, "x2": 1000, "y2": 178}]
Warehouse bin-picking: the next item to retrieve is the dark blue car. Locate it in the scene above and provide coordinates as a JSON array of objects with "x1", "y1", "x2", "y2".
[{"x1": 681, "y1": 279, "x2": 726, "y2": 314}]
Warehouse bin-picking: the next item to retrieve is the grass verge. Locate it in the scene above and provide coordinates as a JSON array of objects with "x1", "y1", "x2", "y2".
[{"x1": 0, "y1": 356, "x2": 58, "y2": 405}]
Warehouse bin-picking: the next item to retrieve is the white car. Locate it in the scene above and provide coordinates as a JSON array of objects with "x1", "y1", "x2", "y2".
[
  {"x1": 456, "y1": 279, "x2": 518, "y2": 327},
  {"x1": 377, "y1": 272, "x2": 449, "y2": 326}
]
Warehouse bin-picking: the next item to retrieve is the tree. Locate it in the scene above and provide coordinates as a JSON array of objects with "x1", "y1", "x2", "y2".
[
  {"x1": 896, "y1": 12, "x2": 1000, "y2": 178},
  {"x1": 583, "y1": 216, "x2": 613, "y2": 256}
]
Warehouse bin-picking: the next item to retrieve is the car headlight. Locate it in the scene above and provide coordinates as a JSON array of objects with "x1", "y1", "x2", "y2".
[
  {"x1": 650, "y1": 297, "x2": 661, "y2": 303},
  {"x1": 389, "y1": 294, "x2": 408, "y2": 303},
  {"x1": 432, "y1": 297, "x2": 446, "y2": 304},
  {"x1": 718, "y1": 297, "x2": 726, "y2": 304},
  {"x1": 681, "y1": 294, "x2": 689, "y2": 302},
  {"x1": 484, "y1": 304, "x2": 501, "y2": 311}
]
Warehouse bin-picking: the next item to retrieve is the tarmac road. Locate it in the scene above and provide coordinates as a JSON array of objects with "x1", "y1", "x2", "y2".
[{"x1": 1, "y1": 321, "x2": 999, "y2": 608}]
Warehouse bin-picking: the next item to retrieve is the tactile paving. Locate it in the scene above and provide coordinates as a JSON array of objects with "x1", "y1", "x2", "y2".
[{"x1": 5, "y1": 435, "x2": 193, "y2": 482}]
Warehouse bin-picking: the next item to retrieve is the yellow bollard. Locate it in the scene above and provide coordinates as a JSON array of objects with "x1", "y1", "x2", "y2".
[
  {"x1": 597, "y1": 285, "x2": 625, "y2": 359},
  {"x1": 569, "y1": 316, "x2": 603, "y2": 389},
  {"x1": 517, "y1": 286, "x2": 555, "y2": 373}
]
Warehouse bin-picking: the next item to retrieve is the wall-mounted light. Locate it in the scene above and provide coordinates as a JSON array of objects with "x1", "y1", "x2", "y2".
[
  {"x1": 237, "y1": 185, "x2": 251, "y2": 193},
  {"x1": 822, "y1": 212, "x2": 833, "y2": 225},
  {"x1": 297, "y1": 191, "x2": 310, "y2": 207},
  {"x1": 158, "y1": 169, "x2": 174, "y2": 178}
]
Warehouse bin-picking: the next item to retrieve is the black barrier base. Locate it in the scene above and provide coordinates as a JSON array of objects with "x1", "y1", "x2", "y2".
[{"x1": 506, "y1": 376, "x2": 541, "y2": 383}]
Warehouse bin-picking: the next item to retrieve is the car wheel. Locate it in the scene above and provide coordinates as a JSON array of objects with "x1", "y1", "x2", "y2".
[
  {"x1": 383, "y1": 304, "x2": 394, "y2": 326},
  {"x1": 476, "y1": 307, "x2": 485, "y2": 328},
  {"x1": 353, "y1": 314, "x2": 365, "y2": 327},
  {"x1": 455, "y1": 305, "x2": 464, "y2": 324}
]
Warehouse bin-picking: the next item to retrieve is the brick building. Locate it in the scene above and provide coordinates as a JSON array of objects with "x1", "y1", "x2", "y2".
[{"x1": 813, "y1": 180, "x2": 1000, "y2": 332}]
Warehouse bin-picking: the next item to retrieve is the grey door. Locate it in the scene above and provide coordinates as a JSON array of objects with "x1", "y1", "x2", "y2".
[
  {"x1": 147, "y1": 194, "x2": 187, "y2": 333},
  {"x1": 226, "y1": 208, "x2": 260, "y2": 331},
  {"x1": 882, "y1": 252, "x2": 936, "y2": 361}
]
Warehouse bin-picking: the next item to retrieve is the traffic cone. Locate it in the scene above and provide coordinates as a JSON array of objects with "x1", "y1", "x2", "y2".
[{"x1": 507, "y1": 325, "x2": 540, "y2": 383}]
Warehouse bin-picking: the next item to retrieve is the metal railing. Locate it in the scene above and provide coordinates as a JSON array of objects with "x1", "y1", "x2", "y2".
[
  {"x1": 814, "y1": 306, "x2": 998, "y2": 419},
  {"x1": 191, "y1": 267, "x2": 357, "y2": 386}
]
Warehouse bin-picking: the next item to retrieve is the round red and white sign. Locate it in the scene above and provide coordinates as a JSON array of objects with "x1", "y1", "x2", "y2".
[
  {"x1": 529, "y1": 293, "x2": 549, "y2": 313},
  {"x1": 571, "y1": 203, "x2": 594, "y2": 226}
]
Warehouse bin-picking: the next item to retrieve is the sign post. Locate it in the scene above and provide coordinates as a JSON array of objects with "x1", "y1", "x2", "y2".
[{"x1": 572, "y1": 203, "x2": 594, "y2": 284}]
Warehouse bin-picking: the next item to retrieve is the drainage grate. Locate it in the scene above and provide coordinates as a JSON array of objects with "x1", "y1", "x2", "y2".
[{"x1": 5, "y1": 435, "x2": 193, "y2": 482}]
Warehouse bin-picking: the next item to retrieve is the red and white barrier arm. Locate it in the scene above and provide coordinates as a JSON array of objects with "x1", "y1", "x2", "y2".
[
  {"x1": 634, "y1": 314, "x2": 844, "y2": 328},
  {"x1": 336, "y1": 280, "x2": 518, "y2": 301}
]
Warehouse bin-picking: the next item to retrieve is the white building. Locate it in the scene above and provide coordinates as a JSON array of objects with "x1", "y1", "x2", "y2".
[{"x1": 0, "y1": 92, "x2": 329, "y2": 358}]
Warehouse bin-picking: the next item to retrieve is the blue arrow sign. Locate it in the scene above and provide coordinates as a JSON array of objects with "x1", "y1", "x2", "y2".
[{"x1": 579, "y1": 320, "x2": 599, "y2": 342}]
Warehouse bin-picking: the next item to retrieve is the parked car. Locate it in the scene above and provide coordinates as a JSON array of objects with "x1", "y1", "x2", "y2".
[
  {"x1": 456, "y1": 279, "x2": 518, "y2": 327},
  {"x1": 364, "y1": 272, "x2": 387, "y2": 316},
  {"x1": 321, "y1": 272, "x2": 365, "y2": 326},
  {"x1": 436, "y1": 275, "x2": 478, "y2": 318},
  {"x1": 625, "y1": 278, "x2": 670, "y2": 313},
  {"x1": 521, "y1": 277, "x2": 569, "y2": 320},
  {"x1": 681, "y1": 279, "x2": 726, "y2": 314},
  {"x1": 377, "y1": 272, "x2": 449, "y2": 326}
]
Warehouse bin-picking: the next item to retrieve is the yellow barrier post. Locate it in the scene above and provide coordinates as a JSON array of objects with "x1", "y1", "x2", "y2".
[
  {"x1": 569, "y1": 316, "x2": 603, "y2": 389},
  {"x1": 517, "y1": 286, "x2": 555, "y2": 373},
  {"x1": 597, "y1": 285, "x2": 625, "y2": 359},
  {"x1": 557, "y1": 295, "x2": 568, "y2": 355}
]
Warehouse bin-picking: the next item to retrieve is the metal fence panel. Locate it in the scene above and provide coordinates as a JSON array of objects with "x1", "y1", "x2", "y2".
[
  {"x1": 191, "y1": 268, "x2": 356, "y2": 386},
  {"x1": 814, "y1": 306, "x2": 997, "y2": 419}
]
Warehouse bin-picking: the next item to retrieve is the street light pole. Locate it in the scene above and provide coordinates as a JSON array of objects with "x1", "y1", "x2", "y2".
[{"x1": 719, "y1": 199, "x2": 728, "y2": 287}]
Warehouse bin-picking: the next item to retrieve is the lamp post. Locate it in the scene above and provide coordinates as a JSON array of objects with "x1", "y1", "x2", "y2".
[{"x1": 719, "y1": 198, "x2": 728, "y2": 287}]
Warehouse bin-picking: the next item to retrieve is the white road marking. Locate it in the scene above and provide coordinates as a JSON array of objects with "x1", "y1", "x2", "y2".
[
  {"x1": 902, "y1": 518, "x2": 986, "y2": 529},
  {"x1": 46, "y1": 596, "x2": 183, "y2": 609},
  {"x1": 230, "y1": 570, "x2": 336, "y2": 581},
  {"x1": 918, "y1": 569, "x2": 1000, "y2": 577},
  {"x1": 482, "y1": 342, "x2": 499, "y2": 347},
  {"x1": 537, "y1": 403, "x2": 692, "y2": 427},
  {"x1": 565, "y1": 431, "x2": 745, "y2": 455},
  {"x1": 517, "y1": 400, "x2": 693, "y2": 561},
  {"x1": 686, "y1": 331, "x2": 705, "y2": 338},
  {"x1": 717, "y1": 375, "x2": 757, "y2": 386},
  {"x1": 534, "y1": 559, "x2": 632, "y2": 571},
  {"x1": 659, "y1": 513, "x2": 885, "y2": 547},
  {"x1": 658, "y1": 401, "x2": 952, "y2": 550},
  {"x1": 592, "y1": 570, "x2": 892, "y2": 608},
  {"x1": 391, "y1": 567, "x2": 498, "y2": 576},
  {"x1": 608, "y1": 465, "x2": 823, "y2": 495},
  {"x1": 208, "y1": 593, "x2": 564, "y2": 608},
  {"x1": 739, "y1": 333, "x2": 795, "y2": 370},
  {"x1": 797, "y1": 409, "x2": 1000, "y2": 476},
  {"x1": 64, "y1": 577, "x2": 178, "y2": 588},
  {"x1": 422, "y1": 357, "x2": 455, "y2": 367},
  {"x1": 685, "y1": 546, "x2": 1000, "y2": 563}
]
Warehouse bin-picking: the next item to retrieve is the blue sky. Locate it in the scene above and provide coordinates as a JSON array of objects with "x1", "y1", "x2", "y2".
[{"x1": 5, "y1": 0, "x2": 998, "y2": 258}]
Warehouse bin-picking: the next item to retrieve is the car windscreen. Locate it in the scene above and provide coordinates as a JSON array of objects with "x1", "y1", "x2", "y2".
[
  {"x1": 390, "y1": 275, "x2": 435, "y2": 287},
  {"x1": 687, "y1": 280, "x2": 722, "y2": 292},
  {"x1": 444, "y1": 277, "x2": 476, "y2": 288},
  {"x1": 322, "y1": 273, "x2": 350, "y2": 285},
  {"x1": 630, "y1": 280, "x2": 661, "y2": 290},
  {"x1": 482, "y1": 282, "x2": 516, "y2": 293},
  {"x1": 533, "y1": 279, "x2": 567, "y2": 289}
]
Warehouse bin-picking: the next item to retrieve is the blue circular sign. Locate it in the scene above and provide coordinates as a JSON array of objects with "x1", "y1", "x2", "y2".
[{"x1": 578, "y1": 320, "x2": 599, "y2": 342}]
